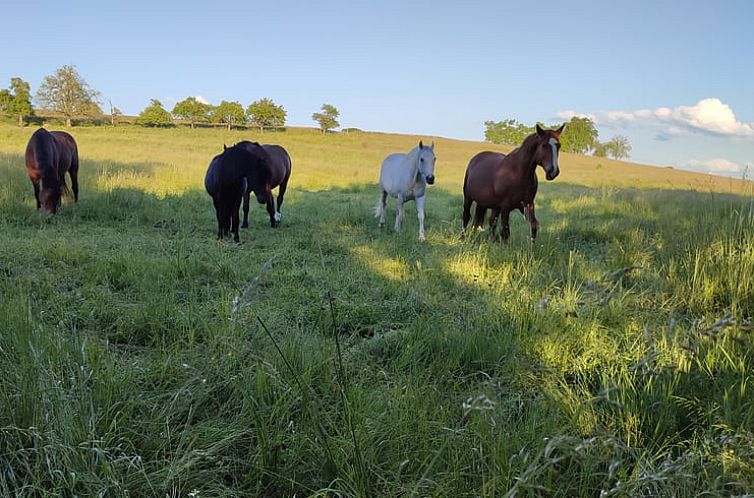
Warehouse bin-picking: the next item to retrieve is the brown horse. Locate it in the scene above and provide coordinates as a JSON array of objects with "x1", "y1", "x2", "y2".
[
  {"x1": 462, "y1": 124, "x2": 564, "y2": 243},
  {"x1": 238, "y1": 143, "x2": 292, "y2": 229},
  {"x1": 25, "y1": 128, "x2": 80, "y2": 214}
]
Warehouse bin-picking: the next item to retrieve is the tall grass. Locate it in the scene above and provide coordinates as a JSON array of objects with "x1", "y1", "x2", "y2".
[{"x1": 1, "y1": 123, "x2": 752, "y2": 496}]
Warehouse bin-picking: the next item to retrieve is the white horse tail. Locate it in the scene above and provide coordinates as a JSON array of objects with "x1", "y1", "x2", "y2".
[{"x1": 374, "y1": 193, "x2": 383, "y2": 218}]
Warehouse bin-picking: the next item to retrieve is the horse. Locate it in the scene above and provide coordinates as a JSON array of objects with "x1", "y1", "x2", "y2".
[
  {"x1": 376, "y1": 141, "x2": 436, "y2": 241},
  {"x1": 237, "y1": 143, "x2": 292, "y2": 229},
  {"x1": 204, "y1": 141, "x2": 271, "y2": 242},
  {"x1": 24, "y1": 128, "x2": 79, "y2": 214},
  {"x1": 462, "y1": 124, "x2": 564, "y2": 244}
]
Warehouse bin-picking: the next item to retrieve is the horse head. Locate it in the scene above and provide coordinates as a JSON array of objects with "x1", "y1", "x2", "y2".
[
  {"x1": 418, "y1": 140, "x2": 436, "y2": 185},
  {"x1": 39, "y1": 187, "x2": 61, "y2": 214},
  {"x1": 535, "y1": 124, "x2": 564, "y2": 181}
]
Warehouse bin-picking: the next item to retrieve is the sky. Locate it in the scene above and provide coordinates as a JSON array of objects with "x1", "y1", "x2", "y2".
[{"x1": 2, "y1": 0, "x2": 753, "y2": 178}]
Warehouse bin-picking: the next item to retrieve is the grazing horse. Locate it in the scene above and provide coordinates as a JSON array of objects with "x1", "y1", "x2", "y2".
[
  {"x1": 204, "y1": 141, "x2": 271, "y2": 242},
  {"x1": 25, "y1": 128, "x2": 79, "y2": 214},
  {"x1": 238, "y1": 143, "x2": 292, "y2": 229},
  {"x1": 376, "y1": 141, "x2": 436, "y2": 241},
  {"x1": 462, "y1": 124, "x2": 564, "y2": 243}
]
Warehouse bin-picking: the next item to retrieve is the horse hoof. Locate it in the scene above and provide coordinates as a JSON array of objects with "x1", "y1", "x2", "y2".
[{"x1": 241, "y1": 223, "x2": 248, "y2": 228}]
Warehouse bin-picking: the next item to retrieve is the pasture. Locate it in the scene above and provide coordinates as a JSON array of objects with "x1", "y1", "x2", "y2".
[{"x1": 1, "y1": 122, "x2": 753, "y2": 497}]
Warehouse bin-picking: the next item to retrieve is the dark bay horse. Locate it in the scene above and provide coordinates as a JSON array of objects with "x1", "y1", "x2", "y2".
[
  {"x1": 238, "y1": 143, "x2": 292, "y2": 229},
  {"x1": 462, "y1": 124, "x2": 564, "y2": 243},
  {"x1": 25, "y1": 128, "x2": 79, "y2": 214},
  {"x1": 205, "y1": 141, "x2": 272, "y2": 242}
]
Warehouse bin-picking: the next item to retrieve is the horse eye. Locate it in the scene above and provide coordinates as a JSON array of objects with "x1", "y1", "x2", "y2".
[{"x1": 420, "y1": 158, "x2": 424, "y2": 162}]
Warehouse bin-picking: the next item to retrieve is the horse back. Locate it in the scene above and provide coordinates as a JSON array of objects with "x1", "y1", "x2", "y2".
[
  {"x1": 50, "y1": 131, "x2": 79, "y2": 174},
  {"x1": 260, "y1": 144, "x2": 291, "y2": 188},
  {"x1": 25, "y1": 128, "x2": 58, "y2": 180}
]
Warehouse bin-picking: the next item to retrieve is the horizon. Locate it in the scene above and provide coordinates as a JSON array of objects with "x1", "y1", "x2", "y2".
[{"x1": 1, "y1": 0, "x2": 752, "y2": 178}]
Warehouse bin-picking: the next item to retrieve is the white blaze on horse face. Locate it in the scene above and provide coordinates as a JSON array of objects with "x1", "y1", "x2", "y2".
[{"x1": 548, "y1": 138, "x2": 560, "y2": 176}]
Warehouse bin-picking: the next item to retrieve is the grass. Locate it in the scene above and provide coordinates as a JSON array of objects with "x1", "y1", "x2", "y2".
[{"x1": 1, "y1": 123, "x2": 753, "y2": 496}]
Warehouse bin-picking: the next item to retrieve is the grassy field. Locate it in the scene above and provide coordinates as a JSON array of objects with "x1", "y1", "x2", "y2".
[{"x1": 1, "y1": 122, "x2": 753, "y2": 497}]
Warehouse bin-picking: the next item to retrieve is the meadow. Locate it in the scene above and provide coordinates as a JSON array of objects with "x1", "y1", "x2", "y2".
[{"x1": 0, "y1": 122, "x2": 753, "y2": 497}]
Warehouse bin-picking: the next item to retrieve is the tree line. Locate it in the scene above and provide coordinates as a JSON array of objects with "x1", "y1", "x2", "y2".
[
  {"x1": 484, "y1": 117, "x2": 632, "y2": 160},
  {"x1": 3, "y1": 65, "x2": 632, "y2": 158},
  {"x1": 0, "y1": 66, "x2": 341, "y2": 133}
]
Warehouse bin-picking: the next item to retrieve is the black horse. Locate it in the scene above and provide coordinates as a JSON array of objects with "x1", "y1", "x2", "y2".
[
  {"x1": 25, "y1": 128, "x2": 80, "y2": 213},
  {"x1": 238, "y1": 143, "x2": 292, "y2": 229},
  {"x1": 204, "y1": 141, "x2": 271, "y2": 242}
]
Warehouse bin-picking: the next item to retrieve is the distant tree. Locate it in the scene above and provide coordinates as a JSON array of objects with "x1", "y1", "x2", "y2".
[
  {"x1": 36, "y1": 65, "x2": 101, "y2": 127},
  {"x1": 172, "y1": 96, "x2": 211, "y2": 128},
  {"x1": 211, "y1": 100, "x2": 246, "y2": 130},
  {"x1": 484, "y1": 119, "x2": 534, "y2": 145},
  {"x1": 246, "y1": 98, "x2": 286, "y2": 133},
  {"x1": 592, "y1": 141, "x2": 609, "y2": 158},
  {"x1": 135, "y1": 99, "x2": 173, "y2": 127},
  {"x1": 0, "y1": 77, "x2": 34, "y2": 126},
  {"x1": 559, "y1": 116, "x2": 598, "y2": 154},
  {"x1": 605, "y1": 135, "x2": 631, "y2": 160},
  {"x1": 312, "y1": 104, "x2": 340, "y2": 133}
]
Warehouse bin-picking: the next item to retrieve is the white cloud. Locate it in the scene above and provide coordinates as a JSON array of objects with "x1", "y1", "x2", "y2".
[
  {"x1": 681, "y1": 158, "x2": 744, "y2": 175},
  {"x1": 589, "y1": 98, "x2": 754, "y2": 138},
  {"x1": 194, "y1": 95, "x2": 210, "y2": 105}
]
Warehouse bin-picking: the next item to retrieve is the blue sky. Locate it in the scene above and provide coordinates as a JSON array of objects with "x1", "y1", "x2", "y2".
[{"x1": 2, "y1": 0, "x2": 753, "y2": 177}]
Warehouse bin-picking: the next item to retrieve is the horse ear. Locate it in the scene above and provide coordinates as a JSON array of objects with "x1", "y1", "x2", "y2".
[
  {"x1": 430, "y1": 141, "x2": 435, "y2": 150},
  {"x1": 536, "y1": 124, "x2": 545, "y2": 136},
  {"x1": 223, "y1": 144, "x2": 227, "y2": 151},
  {"x1": 419, "y1": 140, "x2": 424, "y2": 149},
  {"x1": 555, "y1": 123, "x2": 565, "y2": 136}
]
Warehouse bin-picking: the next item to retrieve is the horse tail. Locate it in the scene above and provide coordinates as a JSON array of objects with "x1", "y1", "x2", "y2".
[{"x1": 374, "y1": 191, "x2": 386, "y2": 218}]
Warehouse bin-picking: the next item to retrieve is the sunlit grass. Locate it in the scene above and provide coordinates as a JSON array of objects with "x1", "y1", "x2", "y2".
[{"x1": 1, "y1": 122, "x2": 753, "y2": 496}]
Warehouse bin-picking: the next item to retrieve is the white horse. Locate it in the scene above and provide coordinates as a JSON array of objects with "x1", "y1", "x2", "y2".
[{"x1": 376, "y1": 141, "x2": 436, "y2": 241}]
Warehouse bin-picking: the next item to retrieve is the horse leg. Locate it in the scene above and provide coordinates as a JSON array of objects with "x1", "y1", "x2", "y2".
[
  {"x1": 232, "y1": 196, "x2": 242, "y2": 242},
  {"x1": 265, "y1": 196, "x2": 277, "y2": 228},
  {"x1": 378, "y1": 191, "x2": 388, "y2": 228},
  {"x1": 213, "y1": 198, "x2": 223, "y2": 239},
  {"x1": 394, "y1": 194, "x2": 405, "y2": 232},
  {"x1": 241, "y1": 179, "x2": 249, "y2": 228},
  {"x1": 501, "y1": 209, "x2": 511, "y2": 245},
  {"x1": 525, "y1": 203, "x2": 539, "y2": 243},
  {"x1": 70, "y1": 154, "x2": 80, "y2": 202},
  {"x1": 473, "y1": 205, "x2": 486, "y2": 229},
  {"x1": 462, "y1": 196, "x2": 472, "y2": 230},
  {"x1": 32, "y1": 180, "x2": 41, "y2": 209},
  {"x1": 274, "y1": 180, "x2": 288, "y2": 227},
  {"x1": 416, "y1": 194, "x2": 426, "y2": 241},
  {"x1": 488, "y1": 208, "x2": 500, "y2": 240}
]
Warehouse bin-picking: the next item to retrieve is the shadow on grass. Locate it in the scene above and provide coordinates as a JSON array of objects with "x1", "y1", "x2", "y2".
[{"x1": 1, "y1": 167, "x2": 753, "y2": 495}]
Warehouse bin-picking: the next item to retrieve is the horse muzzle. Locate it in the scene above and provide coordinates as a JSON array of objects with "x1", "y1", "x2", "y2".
[
  {"x1": 545, "y1": 169, "x2": 559, "y2": 181},
  {"x1": 425, "y1": 175, "x2": 435, "y2": 185}
]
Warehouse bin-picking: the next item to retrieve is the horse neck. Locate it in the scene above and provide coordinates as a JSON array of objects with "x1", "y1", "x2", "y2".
[{"x1": 508, "y1": 136, "x2": 539, "y2": 176}]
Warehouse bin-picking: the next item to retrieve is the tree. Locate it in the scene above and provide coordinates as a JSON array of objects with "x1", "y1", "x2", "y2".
[
  {"x1": 559, "y1": 116, "x2": 598, "y2": 154},
  {"x1": 36, "y1": 65, "x2": 101, "y2": 127},
  {"x1": 135, "y1": 99, "x2": 173, "y2": 127},
  {"x1": 172, "y1": 96, "x2": 211, "y2": 128},
  {"x1": 247, "y1": 98, "x2": 286, "y2": 133},
  {"x1": 211, "y1": 100, "x2": 246, "y2": 130},
  {"x1": 312, "y1": 104, "x2": 340, "y2": 133},
  {"x1": 0, "y1": 77, "x2": 34, "y2": 126},
  {"x1": 605, "y1": 135, "x2": 632, "y2": 160},
  {"x1": 592, "y1": 142, "x2": 609, "y2": 158},
  {"x1": 484, "y1": 119, "x2": 534, "y2": 145}
]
